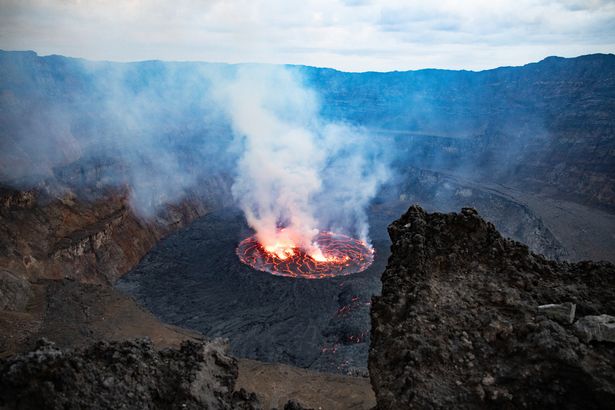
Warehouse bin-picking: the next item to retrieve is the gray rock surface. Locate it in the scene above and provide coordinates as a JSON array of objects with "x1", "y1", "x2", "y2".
[
  {"x1": 574, "y1": 314, "x2": 615, "y2": 343},
  {"x1": 369, "y1": 205, "x2": 615, "y2": 409},
  {"x1": 538, "y1": 302, "x2": 576, "y2": 324},
  {"x1": 0, "y1": 269, "x2": 32, "y2": 311}
]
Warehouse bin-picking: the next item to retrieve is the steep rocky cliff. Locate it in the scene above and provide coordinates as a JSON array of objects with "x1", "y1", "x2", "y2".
[
  {"x1": 369, "y1": 206, "x2": 615, "y2": 409},
  {"x1": 0, "y1": 174, "x2": 230, "y2": 286},
  {"x1": 0, "y1": 164, "x2": 232, "y2": 316}
]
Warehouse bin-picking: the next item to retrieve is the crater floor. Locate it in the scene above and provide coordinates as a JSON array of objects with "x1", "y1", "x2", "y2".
[{"x1": 117, "y1": 208, "x2": 389, "y2": 373}]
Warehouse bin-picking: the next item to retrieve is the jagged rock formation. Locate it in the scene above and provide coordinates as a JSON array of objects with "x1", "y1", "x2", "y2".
[
  {"x1": 369, "y1": 206, "x2": 615, "y2": 409},
  {"x1": 0, "y1": 176, "x2": 230, "y2": 286},
  {"x1": 0, "y1": 168, "x2": 231, "y2": 332},
  {"x1": 0, "y1": 338, "x2": 261, "y2": 409}
]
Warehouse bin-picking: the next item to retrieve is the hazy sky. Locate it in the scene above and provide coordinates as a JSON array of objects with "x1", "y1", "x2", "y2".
[{"x1": 1, "y1": 0, "x2": 614, "y2": 71}]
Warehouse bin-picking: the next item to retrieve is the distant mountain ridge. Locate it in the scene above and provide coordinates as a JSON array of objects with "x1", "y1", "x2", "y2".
[{"x1": 1, "y1": 50, "x2": 614, "y2": 209}]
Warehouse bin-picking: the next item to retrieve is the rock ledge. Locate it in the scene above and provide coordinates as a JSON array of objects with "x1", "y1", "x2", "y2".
[{"x1": 369, "y1": 205, "x2": 615, "y2": 409}]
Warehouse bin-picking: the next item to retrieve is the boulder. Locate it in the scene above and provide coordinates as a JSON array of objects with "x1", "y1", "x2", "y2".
[
  {"x1": 538, "y1": 302, "x2": 576, "y2": 324},
  {"x1": 574, "y1": 314, "x2": 615, "y2": 343}
]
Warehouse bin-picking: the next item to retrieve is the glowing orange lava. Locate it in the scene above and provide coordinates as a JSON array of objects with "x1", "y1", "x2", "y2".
[{"x1": 236, "y1": 231, "x2": 374, "y2": 279}]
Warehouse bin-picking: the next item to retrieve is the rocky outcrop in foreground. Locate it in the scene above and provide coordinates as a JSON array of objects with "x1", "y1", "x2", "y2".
[
  {"x1": 369, "y1": 206, "x2": 615, "y2": 409},
  {"x1": 0, "y1": 338, "x2": 260, "y2": 409}
]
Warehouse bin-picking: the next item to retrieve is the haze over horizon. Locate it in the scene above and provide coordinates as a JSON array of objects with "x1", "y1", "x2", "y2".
[{"x1": 1, "y1": 0, "x2": 614, "y2": 72}]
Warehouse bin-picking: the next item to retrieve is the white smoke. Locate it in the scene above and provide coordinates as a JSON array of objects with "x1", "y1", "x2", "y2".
[{"x1": 215, "y1": 65, "x2": 390, "y2": 253}]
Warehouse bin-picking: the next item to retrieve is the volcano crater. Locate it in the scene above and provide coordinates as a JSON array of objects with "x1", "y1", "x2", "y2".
[
  {"x1": 116, "y1": 171, "x2": 570, "y2": 373},
  {"x1": 117, "y1": 208, "x2": 388, "y2": 373}
]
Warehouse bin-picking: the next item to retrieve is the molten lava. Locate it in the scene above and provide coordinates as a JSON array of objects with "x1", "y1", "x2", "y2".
[{"x1": 236, "y1": 231, "x2": 374, "y2": 279}]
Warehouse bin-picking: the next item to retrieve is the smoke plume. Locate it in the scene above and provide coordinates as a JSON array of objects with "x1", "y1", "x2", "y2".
[
  {"x1": 0, "y1": 52, "x2": 390, "y2": 245},
  {"x1": 216, "y1": 66, "x2": 389, "y2": 254}
]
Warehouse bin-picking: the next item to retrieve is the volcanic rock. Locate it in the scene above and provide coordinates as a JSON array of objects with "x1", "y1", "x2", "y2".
[
  {"x1": 0, "y1": 270, "x2": 32, "y2": 311},
  {"x1": 369, "y1": 205, "x2": 615, "y2": 409},
  {"x1": 538, "y1": 302, "x2": 576, "y2": 324},
  {"x1": 0, "y1": 338, "x2": 261, "y2": 410},
  {"x1": 0, "y1": 179, "x2": 227, "y2": 285},
  {"x1": 574, "y1": 314, "x2": 615, "y2": 343}
]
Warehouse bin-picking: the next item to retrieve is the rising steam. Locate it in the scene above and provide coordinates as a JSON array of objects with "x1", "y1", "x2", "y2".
[
  {"x1": 0, "y1": 52, "x2": 389, "y2": 239},
  {"x1": 216, "y1": 66, "x2": 390, "y2": 255}
]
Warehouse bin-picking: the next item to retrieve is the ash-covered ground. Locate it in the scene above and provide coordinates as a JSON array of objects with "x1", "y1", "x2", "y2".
[{"x1": 117, "y1": 170, "x2": 577, "y2": 374}]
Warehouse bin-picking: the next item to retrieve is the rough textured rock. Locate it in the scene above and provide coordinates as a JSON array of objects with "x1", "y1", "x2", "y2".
[
  {"x1": 538, "y1": 302, "x2": 576, "y2": 324},
  {"x1": 0, "y1": 338, "x2": 260, "y2": 410},
  {"x1": 369, "y1": 205, "x2": 615, "y2": 409},
  {"x1": 0, "y1": 178, "x2": 230, "y2": 285},
  {"x1": 0, "y1": 270, "x2": 31, "y2": 311},
  {"x1": 574, "y1": 315, "x2": 615, "y2": 343}
]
